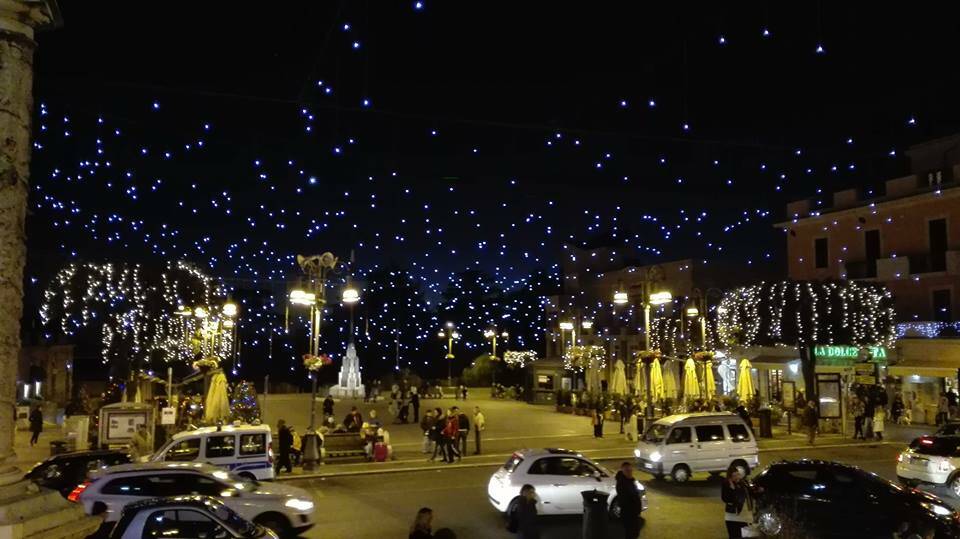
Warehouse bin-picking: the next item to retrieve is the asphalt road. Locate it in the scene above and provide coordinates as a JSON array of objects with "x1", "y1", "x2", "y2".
[{"x1": 290, "y1": 442, "x2": 939, "y2": 539}]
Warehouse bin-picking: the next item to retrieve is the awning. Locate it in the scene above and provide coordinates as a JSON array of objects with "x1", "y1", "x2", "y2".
[
  {"x1": 888, "y1": 358, "x2": 960, "y2": 379},
  {"x1": 751, "y1": 355, "x2": 800, "y2": 369}
]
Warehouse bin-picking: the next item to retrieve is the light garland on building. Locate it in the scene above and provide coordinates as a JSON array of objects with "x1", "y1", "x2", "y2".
[
  {"x1": 563, "y1": 345, "x2": 605, "y2": 372},
  {"x1": 503, "y1": 350, "x2": 538, "y2": 368}
]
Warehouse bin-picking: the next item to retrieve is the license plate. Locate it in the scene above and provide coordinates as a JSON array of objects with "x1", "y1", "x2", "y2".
[{"x1": 644, "y1": 462, "x2": 654, "y2": 469}]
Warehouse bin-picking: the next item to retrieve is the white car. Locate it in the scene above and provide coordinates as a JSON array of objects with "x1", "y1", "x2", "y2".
[
  {"x1": 897, "y1": 436, "x2": 960, "y2": 495},
  {"x1": 70, "y1": 462, "x2": 314, "y2": 536},
  {"x1": 108, "y1": 495, "x2": 278, "y2": 539},
  {"x1": 487, "y1": 448, "x2": 648, "y2": 518}
]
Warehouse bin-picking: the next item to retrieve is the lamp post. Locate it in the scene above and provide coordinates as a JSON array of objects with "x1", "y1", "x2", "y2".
[
  {"x1": 438, "y1": 322, "x2": 459, "y2": 387},
  {"x1": 687, "y1": 287, "x2": 724, "y2": 351},
  {"x1": 342, "y1": 283, "x2": 360, "y2": 342},
  {"x1": 484, "y1": 328, "x2": 509, "y2": 386},
  {"x1": 559, "y1": 321, "x2": 574, "y2": 356},
  {"x1": 292, "y1": 253, "x2": 341, "y2": 471}
]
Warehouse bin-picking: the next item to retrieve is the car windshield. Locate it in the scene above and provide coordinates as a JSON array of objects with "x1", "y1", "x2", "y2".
[
  {"x1": 210, "y1": 500, "x2": 257, "y2": 536},
  {"x1": 910, "y1": 437, "x2": 960, "y2": 457},
  {"x1": 643, "y1": 424, "x2": 670, "y2": 443}
]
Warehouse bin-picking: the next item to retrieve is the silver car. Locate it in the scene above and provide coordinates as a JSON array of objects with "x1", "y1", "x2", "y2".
[{"x1": 108, "y1": 495, "x2": 278, "y2": 539}]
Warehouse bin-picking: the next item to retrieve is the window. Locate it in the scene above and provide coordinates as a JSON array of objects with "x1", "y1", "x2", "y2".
[
  {"x1": 814, "y1": 238, "x2": 829, "y2": 269},
  {"x1": 102, "y1": 474, "x2": 178, "y2": 497},
  {"x1": 205, "y1": 435, "x2": 236, "y2": 459},
  {"x1": 239, "y1": 434, "x2": 266, "y2": 456},
  {"x1": 666, "y1": 427, "x2": 691, "y2": 445},
  {"x1": 165, "y1": 438, "x2": 200, "y2": 461},
  {"x1": 527, "y1": 458, "x2": 551, "y2": 475},
  {"x1": 528, "y1": 457, "x2": 593, "y2": 476},
  {"x1": 537, "y1": 375, "x2": 554, "y2": 390},
  {"x1": 171, "y1": 474, "x2": 225, "y2": 497},
  {"x1": 933, "y1": 289, "x2": 952, "y2": 323},
  {"x1": 930, "y1": 218, "x2": 948, "y2": 272},
  {"x1": 864, "y1": 229, "x2": 880, "y2": 278},
  {"x1": 502, "y1": 454, "x2": 524, "y2": 473},
  {"x1": 695, "y1": 425, "x2": 725, "y2": 442},
  {"x1": 142, "y1": 509, "x2": 228, "y2": 539},
  {"x1": 727, "y1": 424, "x2": 751, "y2": 442}
]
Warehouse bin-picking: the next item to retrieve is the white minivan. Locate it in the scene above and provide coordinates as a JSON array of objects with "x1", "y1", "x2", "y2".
[
  {"x1": 633, "y1": 412, "x2": 758, "y2": 483},
  {"x1": 151, "y1": 424, "x2": 275, "y2": 481}
]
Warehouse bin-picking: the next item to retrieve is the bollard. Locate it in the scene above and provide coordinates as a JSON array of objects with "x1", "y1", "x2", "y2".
[
  {"x1": 581, "y1": 489, "x2": 609, "y2": 539},
  {"x1": 301, "y1": 431, "x2": 321, "y2": 471}
]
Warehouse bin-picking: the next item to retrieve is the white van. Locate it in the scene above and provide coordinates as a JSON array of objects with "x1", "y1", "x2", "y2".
[
  {"x1": 151, "y1": 424, "x2": 275, "y2": 481},
  {"x1": 633, "y1": 412, "x2": 758, "y2": 483}
]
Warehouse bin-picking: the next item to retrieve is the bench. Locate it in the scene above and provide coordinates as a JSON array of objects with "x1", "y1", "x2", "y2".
[{"x1": 321, "y1": 432, "x2": 367, "y2": 462}]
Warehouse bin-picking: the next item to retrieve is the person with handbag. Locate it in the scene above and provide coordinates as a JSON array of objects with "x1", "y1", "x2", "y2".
[
  {"x1": 507, "y1": 484, "x2": 540, "y2": 539},
  {"x1": 721, "y1": 465, "x2": 751, "y2": 538}
]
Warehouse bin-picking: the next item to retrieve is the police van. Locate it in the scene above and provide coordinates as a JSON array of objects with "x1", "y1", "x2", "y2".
[{"x1": 151, "y1": 424, "x2": 275, "y2": 480}]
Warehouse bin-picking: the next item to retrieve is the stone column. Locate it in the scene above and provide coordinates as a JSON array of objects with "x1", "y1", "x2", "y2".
[{"x1": 0, "y1": 2, "x2": 99, "y2": 537}]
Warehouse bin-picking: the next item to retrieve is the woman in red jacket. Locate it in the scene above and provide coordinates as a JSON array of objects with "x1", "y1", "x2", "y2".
[{"x1": 442, "y1": 411, "x2": 460, "y2": 463}]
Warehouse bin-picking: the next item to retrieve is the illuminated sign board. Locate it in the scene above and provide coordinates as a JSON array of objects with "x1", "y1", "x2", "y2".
[{"x1": 814, "y1": 345, "x2": 888, "y2": 365}]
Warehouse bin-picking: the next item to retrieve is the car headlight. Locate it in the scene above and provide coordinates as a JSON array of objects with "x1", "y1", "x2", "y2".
[
  {"x1": 649, "y1": 451, "x2": 662, "y2": 463},
  {"x1": 285, "y1": 498, "x2": 315, "y2": 511},
  {"x1": 633, "y1": 448, "x2": 642, "y2": 458},
  {"x1": 923, "y1": 503, "x2": 953, "y2": 517}
]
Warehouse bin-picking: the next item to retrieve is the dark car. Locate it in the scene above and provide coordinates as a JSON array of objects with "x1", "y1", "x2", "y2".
[
  {"x1": 24, "y1": 449, "x2": 131, "y2": 497},
  {"x1": 109, "y1": 495, "x2": 276, "y2": 539},
  {"x1": 751, "y1": 460, "x2": 960, "y2": 538}
]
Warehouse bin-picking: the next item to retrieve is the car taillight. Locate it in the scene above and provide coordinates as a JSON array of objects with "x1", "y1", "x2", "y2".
[
  {"x1": 268, "y1": 442, "x2": 274, "y2": 464},
  {"x1": 67, "y1": 481, "x2": 91, "y2": 503}
]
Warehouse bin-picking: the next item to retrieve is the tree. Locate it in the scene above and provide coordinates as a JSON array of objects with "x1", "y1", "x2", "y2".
[{"x1": 717, "y1": 280, "x2": 896, "y2": 399}]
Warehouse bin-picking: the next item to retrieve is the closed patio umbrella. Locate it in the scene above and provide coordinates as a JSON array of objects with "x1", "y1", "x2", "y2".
[
  {"x1": 662, "y1": 361, "x2": 678, "y2": 400},
  {"x1": 610, "y1": 360, "x2": 628, "y2": 395},
  {"x1": 737, "y1": 358, "x2": 755, "y2": 401},
  {"x1": 204, "y1": 371, "x2": 231, "y2": 423},
  {"x1": 704, "y1": 361, "x2": 717, "y2": 400},
  {"x1": 683, "y1": 358, "x2": 700, "y2": 401},
  {"x1": 649, "y1": 359, "x2": 664, "y2": 401},
  {"x1": 633, "y1": 362, "x2": 645, "y2": 398}
]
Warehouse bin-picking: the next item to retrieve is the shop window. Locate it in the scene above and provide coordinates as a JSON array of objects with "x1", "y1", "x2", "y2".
[
  {"x1": 768, "y1": 369, "x2": 783, "y2": 401},
  {"x1": 537, "y1": 375, "x2": 554, "y2": 390}
]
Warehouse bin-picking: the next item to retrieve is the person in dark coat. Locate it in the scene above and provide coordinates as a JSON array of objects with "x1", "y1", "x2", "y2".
[
  {"x1": 409, "y1": 507, "x2": 433, "y2": 539},
  {"x1": 591, "y1": 409, "x2": 604, "y2": 438},
  {"x1": 509, "y1": 484, "x2": 540, "y2": 539},
  {"x1": 411, "y1": 389, "x2": 421, "y2": 423},
  {"x1": 275, "y1": 419, "x2": 293, "y2": 474},
  {"x1": 429, "y1": 408, "x2": 446, "y2": 461},
  {"x1": 735, "y1": 405, "x2": 751, "y2": 433},
  {"x1": 343, "y1": 407, "x2": 363, "y2": 432},
  {"x1": 721, "y1": 465, "x2": 750, "y2": 538},
  {"x1": 28, "y1": 406, "x2": 43, "y2": 446},
  {"x1": 322, "y1": 395, "x2": 335, "y2": 418},
  {"x1": 615, "y1": 462, "x2": 642, "y2": 539}
]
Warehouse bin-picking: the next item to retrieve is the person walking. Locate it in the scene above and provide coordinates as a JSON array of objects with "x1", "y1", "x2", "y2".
[
  {"x1": 615, "y1": 462, "x2": 642, "y2": 539},
  {"x1": 429, "y1": 408, "x2": 445, "y2": 461},
  {"x1": 937, "y1": 392, "x2": 950, "y2": 426},
  {"x1": 891, "y1": 394, "x2": 905, "y2": 424},
  {"x1": 721, "y1": 464, "x2": 751, "y2": 538},
  {"x1": 421, "y1": 409, "x2": 436, "y2": 454},
  {"x1": 873, "y1": 405, "x2": 886, "y2": 441},
  {"x1": 275, "y1": 419, "x2": 293, "y2": 475},
  {"x1": 442, "y1": 410, "x2": 460, "y2": 463},
  {"x1": 131, "y1": 424, "x2": 153, "y2": 461},
  {"x1": 409, "y1": 507, "x2": 433, "y2": 539},
  {"x1": 508, "y1": 484, "x2": 540, "y2": 539},
  {"x1": 322, "y1": 395, "x2": 335, "y2": 419},
  {"x1": 852, "y1": 395, "x2": 865, "y2": 440},
  {"x1": 456, "y1": 407, "x2": 470, "y2": 457},
  {"x1": 28, "y1": 405, "x2": 43, "y2": 447},
  {"x1": 473, "y1": 406, "x2": 485, "y2": 455},
  {"x1": 412, "y1": 388, "x2": 421, "y2": 423},
  {"x1": 863, "y1": 394, "x2": 875, "y2": 439},
  {"x1": 803, "y1": 400, "x2": 818, "y2": 445},
  {"x1": 591, "y1": 409, "x2": 604, "y2": 438},
  {"x1": 461, "y1": 385, "x2": 468, "y2": 401}
]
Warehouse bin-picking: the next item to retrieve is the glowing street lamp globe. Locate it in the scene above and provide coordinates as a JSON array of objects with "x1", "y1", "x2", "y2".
[
  {"x1": 559, "y1": 321, "x2": 574, "y2": 330},
  {"x1": 686, "y1": 306, "x2": 699, "y2": 318},
  {"x1": 193, "y1": 306, "x2": 209, "y2": 319},
  {"x1": 581, "y1": 320, "x2": 594, "y2": 329},
  {"x1": 342, "y1": 287, "x2": 360, "y2": 304},
  {"x1": 289, "y1": 289, "x2": 317, "y2": 306},
  {"x1": 223, "y1": 302, "x2": 238, "y2": 317},
  {"x1": 613, "y1": 291, "x2": 629, "y2": 305},
  {"x1": 649, "y1": 291, "x2": 673, "y2": 306}
]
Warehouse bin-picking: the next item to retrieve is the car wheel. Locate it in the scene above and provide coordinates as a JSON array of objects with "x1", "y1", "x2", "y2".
[
  {"x1": 897, "y1": 476, "x2": 915, "y2": 488},
  {"x1": 756, "y1": 510, "x2": 783, "y2": 537},
  {"x1": 238, "y1": 472, "x2": 256, "y2": 481},
  {"x1": 254, "y1": 513, "x2": 292, "y2": 538},
  {"x1": 505, "y1": 496, "x2": 522, "y2": 520},
  {"x1": 671, "y1": 464, "x2": 691, "y2": 483},
  {"x1": 731, "y1": 459, "x2": 750, "y2": 478},
  {"x1": 950, "y1": 475, "x2": 960, "y2": 498},
  {"x1": 608, "y1": 497, "x2": 621, "y2": 520}
]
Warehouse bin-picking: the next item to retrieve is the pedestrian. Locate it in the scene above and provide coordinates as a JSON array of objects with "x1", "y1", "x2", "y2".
[
  {"x1": 615, "y1": 462, "x2": 642, "y2": 539},
  {"x1": 473, "y1": 406, "x2": 485, "y2": 455},
  {"x1": 624, "y1": 407, "x2": 638, "y2": 442},
  {"x1": 275, "y1": 419, "x2": 293, "y2": 475},
  {"x1": 592, "y1": 409, "x2": 604, "y2": 438},
  {"x1": 131, "y1": 424, "x2": 152, "y2": 461},
  {"x1": 421, "y1": 409, "x2": 436, "y2": 454},
  {"x1": 429, "y1": 408, "x2": 446, "y2": 461},
  {"x1": 323, "y1": 394, "x2": 335, "y2": 419},
  {"x1": 456, "y1": 407, "x2": 470, "y2": 457},
  {"x1": 873, "y1": 405, "x2": 885, "y2": 441},
  {"x1": 863, "y1": 394, "x2": 875, "y2": 438},
  {"x1": 852, "y1": 395, "x2": 865, "y2": 440},
  {"x1": 344, "y1": 406, "x2": 363, "y2": 432},
  {"x1": 442, "y1": 410, "x2": 460, "y2": 463},
  {"x1": 367, "y1": 409, "x2": 382, "y2": 429},
  {"x1": 507, "y1": 484, "x2": 540, "y2": 539},
  {"x1": 289, "y1": 427, "x2": 302, "y2": 466},
  {"x1": 412, "y1": 387, "x2": 421, "y2": 423},
  {"x1": 400, "y1": 394, "x2": 410, "y2": 424},
  {"x1": 409, "y1": 507, "x2": 433, "y2": 539},
  {"x1": 803, "y1": 400, "x2": 818, "y2": 445},
  {"x1": 721, "y1": 464, "x2": 751, "y2": 538},
  {"x1": 948, "y1": 390, "x2": 958, "y2": 420},
  {"x1": 891, "y1": 394, "x2": 905, "y2": 424},
  {"x1": 28, "y1": 405, "x2": 43, "y2": 446},
  {"x1": 462, "y1": 385, "x2": 469, "y2": 400},
  {"x1": 937, "y1": 392, "x2": 950, "y2": 426}
]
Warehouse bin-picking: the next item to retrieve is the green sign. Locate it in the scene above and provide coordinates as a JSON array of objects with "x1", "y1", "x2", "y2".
[{"x1": 814, "y1": 345, "x2": 887, "y2": 366}]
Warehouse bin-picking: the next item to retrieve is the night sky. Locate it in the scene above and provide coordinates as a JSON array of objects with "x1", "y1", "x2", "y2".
[{"x1": 24, "y1": 2, "x2": 960, "y2": 385}]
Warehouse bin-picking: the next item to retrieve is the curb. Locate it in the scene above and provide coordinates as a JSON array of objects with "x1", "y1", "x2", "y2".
[{"x1": 276, "y1": 440, "x2": 897, "y2": 481}]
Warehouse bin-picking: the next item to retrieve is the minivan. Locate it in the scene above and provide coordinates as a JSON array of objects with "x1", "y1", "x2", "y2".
[
  {"x1": 633, "y1": 412, "x2": 758, "y2": 483},
  {"x1": 151, "y1": 424, "x2": 275, "y2": 480}
]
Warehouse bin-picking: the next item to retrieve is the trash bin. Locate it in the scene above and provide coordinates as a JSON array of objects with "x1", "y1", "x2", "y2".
[
  {"x1": 758, "y1": 409, "x2": 773, "y2": 438},
  {"x1": 581, "y1": 489, "x2": 609, "y2": 539},
  {"x1": 49, "y1": 440, "x2": 68, "y2": 456}
]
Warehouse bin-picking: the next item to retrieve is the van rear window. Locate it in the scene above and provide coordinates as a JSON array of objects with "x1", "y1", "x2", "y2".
[{"x1": 910, "y1": 437, "x2": 960, "y2": 457}]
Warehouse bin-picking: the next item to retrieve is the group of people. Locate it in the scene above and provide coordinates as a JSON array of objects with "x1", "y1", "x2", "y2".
[
  {"x1": 850, "y1": 387, "x2": 890, "y2": 441},
  {"x1": 421, "y1": 406, "x2": 486, "y2": 462},
  {"x1": 387, "y1": 386, "x2": 421, "y2": 424},
  {"x1": 273, "y1": 419, "x2": 303, "y2": 474},
  {"x1": 490, "y1": 383, "x2": 525, "y2": 400}
]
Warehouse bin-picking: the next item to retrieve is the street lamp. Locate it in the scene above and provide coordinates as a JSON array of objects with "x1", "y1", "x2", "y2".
[
  {"x1": 439, "y1": 324, "x2": 459, "y2": 386},
  {"x1": 484, "y1": 328, "x2": 509, "y2": 387},
  {"x1": 613, "y1": 291, "x2": 629, "y2": 305},
  {"x1": 581, "y1": 320, "x2": 594, "y2": 330},
  {"x1": 559, "y1": 320, "x2": 575, "y2": 355},
  {"x1": 342, "y1": 284, "x2": 360, "y2": 341}
]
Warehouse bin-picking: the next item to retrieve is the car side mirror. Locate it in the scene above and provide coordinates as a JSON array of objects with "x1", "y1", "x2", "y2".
[{"x1": 593, "y1": 471, "x2": 602, "y2": 482}]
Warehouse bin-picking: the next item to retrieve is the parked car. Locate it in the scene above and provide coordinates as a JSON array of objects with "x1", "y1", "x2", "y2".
[
  {"x1": 487, "y1": 448, "x2": 648, "y2": 519},
  {"x1": 751, "y1": 460, "x2": 960, "y2": 538},
  {"x1": 109, "y1": 495, "x2": 277, "y2": 539},
  {"x1": 633, "y1": 412, "x2": 758, "y2": 483},
  {"x1": 151, "y1": 424, "x2": 274, "y2": 481},
  {"x1": 897, "y1": 435, "x2": 960, "y2": 495},
  {"x1": 24, "y1": 449, "x2": 131, "y2": 497},
  {"x1": 70, "y1": 462, "x2": 314, "y2": 537}
]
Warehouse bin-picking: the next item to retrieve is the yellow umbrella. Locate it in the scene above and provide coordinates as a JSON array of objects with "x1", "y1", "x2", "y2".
[
  {"x1": 662, "y1": 361, "x2": 678, "y2": 400},
  {"x1": 683, "y1": 358, "x2": 700, "y2": 401},
  {"x1": 704, "y1": 361, "x2": 717, "y2": 400},
  {"x1": 610, "y1": 360, "x2": 628, "y2": 395},
  {"x1": 204, "y1": 372, "x2": 231, "y2": 423},
  {"x1": 649, "y1": 359, "x2": 664, "y2": 401},
  {"x1": 737, "y1": 358, "x2": 755, "y2": 400},
  {"x1": 633, "y1": 362, "x2": 645, "y2": 398}
]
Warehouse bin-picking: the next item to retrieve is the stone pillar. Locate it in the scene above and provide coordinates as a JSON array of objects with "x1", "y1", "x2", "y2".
[{"x1": 0, "y1": 2, "x2": 99, "y2": 537}]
